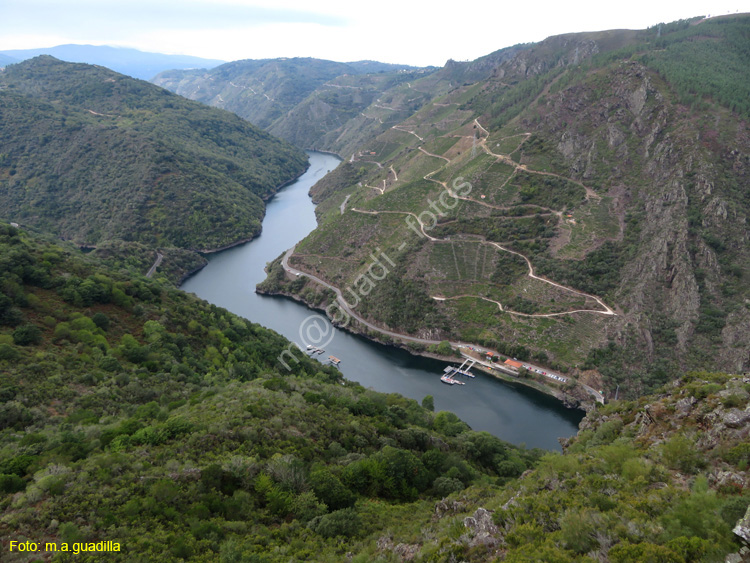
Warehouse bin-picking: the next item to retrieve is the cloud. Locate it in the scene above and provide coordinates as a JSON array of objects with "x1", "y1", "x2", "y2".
[
  {"x1": 1, "y1": 0, "x2": 747, "y2": 65},
  {"x1": 0, "y1": 0, "x2": 347, "y2": 37}
]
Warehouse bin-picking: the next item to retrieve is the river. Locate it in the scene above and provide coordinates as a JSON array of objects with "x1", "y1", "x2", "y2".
[{"x1": 181, "y1": 151, "x2": 583, "y2": 450}]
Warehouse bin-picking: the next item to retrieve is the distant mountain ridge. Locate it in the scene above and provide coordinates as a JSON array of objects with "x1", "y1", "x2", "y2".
[
  {"x1": 0, "y1": 53, "x2": 18, "y2": 67},
  {"x1": 0, "y1": 44, "x2": 225, "y2": 80},
  {"x1": 151, "y1": 56, "x2": 433, "y2": 138}
]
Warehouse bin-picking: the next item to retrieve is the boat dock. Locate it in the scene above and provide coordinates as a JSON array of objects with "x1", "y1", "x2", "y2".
[
  {"x1": 445, "y1": 358, "x2": 476, "y2": 378},
  {"x1": 328, "y1": 355, "x2": 341, "y2": 366},
  {"x1": 440, "y1": 359, "x2": 475, "y2": 385},
  {"x1": 306, "y1": 345, "x2": 325, "y2": 355},
  {"x1": 440, "y1": 373, "x2": 465, "y2": 385}
]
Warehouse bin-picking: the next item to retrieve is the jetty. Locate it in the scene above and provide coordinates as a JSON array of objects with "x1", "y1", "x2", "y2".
[
  {"x1": 444, "y1": 358, "x2": 476, "y2": 378},
  {"x1": 440, "y1": 358, "x2": 476, "y2": 386},
  {"x1": 440, "y1": 373, "x2": 465, "y2": 385}
]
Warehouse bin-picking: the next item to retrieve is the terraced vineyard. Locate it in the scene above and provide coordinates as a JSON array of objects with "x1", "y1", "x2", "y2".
[{"x1": 260, "y1": 16, "x2": 750, "y2": 398}]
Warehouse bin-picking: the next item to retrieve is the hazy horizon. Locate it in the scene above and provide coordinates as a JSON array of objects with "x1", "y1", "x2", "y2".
[{"x1": 1, "y1": 0, "x2": 747, "y2": 68}]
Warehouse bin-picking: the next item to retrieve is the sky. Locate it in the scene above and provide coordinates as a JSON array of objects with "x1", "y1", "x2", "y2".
[{"x1": 1, "y1": 0, "x2": 748, "y2": 66}]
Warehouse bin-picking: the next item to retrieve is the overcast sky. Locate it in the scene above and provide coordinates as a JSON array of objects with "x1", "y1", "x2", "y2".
[{"x1": 1, "y1": 0, "x2": 747, "y2": 66}]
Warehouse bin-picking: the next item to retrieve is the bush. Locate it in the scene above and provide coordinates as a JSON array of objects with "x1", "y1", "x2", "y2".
[
  {"x1": 12, "y1": 324, "x2": 42, "y2": 346},
  {"x1": 0, "y1": 402, "x2": 36, "y2": 431},
  {"x1": 433, "y1": 476, "x2": 464, "y2": 497},
  {"x1": 0, "y1": 473, "x2": 26, "y2": 493},
  {"x1": 609, "y1": 542, "x2": 682, "y2": 563},
  {"x1": 559, "y1": 510, "x2": 598, "y2": 554},
  {"x1": 659, "y1": 435, "x2": 705, "y2": 473},
  {"x1": 92, "y1": 312, "x2": 110, "y2": 331},
  {"x1": 308, "y1": 469, "x2": 355, "y2": 511},
  {"x1": 724, "y1": 443, "x2": 750, "y2": 467},
  {"x1": 0, "y1": 343, "x2": 19, "y2": 361},
  {"x1": 307, "y1": 508, "x2": 361, "y2": 538},
  {"x1": 99, "y1": 355, "x2": 122, "y2": 372}
]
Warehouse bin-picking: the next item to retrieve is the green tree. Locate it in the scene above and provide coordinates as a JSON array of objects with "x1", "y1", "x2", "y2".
[
  {"x1": 308, "y1": 468, "x2": 355, "y2": 511},
  {"x1": 12, "y1": 324, "x2": 42, "y2": 346},
  {"x1": 307, "y1": 508, "x2": 361, "y2": 538},
  {"x1": 436, "y1": 341, "x2": 453, "y2": 355}
]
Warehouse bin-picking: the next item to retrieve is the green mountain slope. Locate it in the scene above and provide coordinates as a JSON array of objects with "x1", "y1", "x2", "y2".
[
  {"x1": 259, "y1": 15, "x2": 750, "y2": 398},
  {"x1": 0, "y1": 225, "x2": 541, "y2": 561},
  {"x1": 0, "y1": 56, "x2": 307, "y2": 252},
  {"x1": 391, "y1": 370, "x2": 750, "y2": 562},
  {"x1": 266, "y1": 69, "x2": 428, "y2": 151},
  {"x1": 152, "y1": 57, "x2": 437, "y2": 153},
  {"x1": 1, "y1": 226, "x2": 748, "y2": 561},
  {"x1": 152, "y1": 58, "x2": 366, "y2": 129}
]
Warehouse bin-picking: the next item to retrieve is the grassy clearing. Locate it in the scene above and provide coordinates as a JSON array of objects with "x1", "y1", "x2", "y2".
[
  {"x1": 556, "y1": 196, "x2": 621, "y2": 259},
  {"x1": 488, "y1": 132, "x2": 530, "y2": 155},
  {"x1": 421, "y1": 135, "x2": 460, "y2": 157},
  {"x1": 511, "y1": 171, "x2": 586, "y2": 210},
  {"x1": 395, "y1": 150, "x2": 446, "y2": 185},
  {"x1": 435, "y1": 152, "x2": 497, "y2": 188},
  {"x1": 364, "y1": 179, "x2": 444, "y2": 213}
]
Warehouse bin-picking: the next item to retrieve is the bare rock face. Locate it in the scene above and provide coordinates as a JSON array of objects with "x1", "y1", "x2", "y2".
[
  {"x1": 376, "y1": 536, "x2": 421, "y2": 561},
  {"x1": 464, "y1": 507, "x2": 502, "y2": 549},
  {"x1": 723, "y1": 408, "x2": 750, "y2": 429},
  {"x1": 734, "y1": 504, "x2": 750, "y2": 546},
  {"x1": 675, "y1": 396, "x2": 696, "y2": 417},
  {"x1": 709, "y1": 470, "x2": 748, "y2": 490},
  {"x1": 434, "y1": 498, "x2": 466, "y2": 520}
]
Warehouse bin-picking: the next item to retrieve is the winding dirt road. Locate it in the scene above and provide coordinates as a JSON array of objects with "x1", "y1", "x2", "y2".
[
  {"x1": 280, "y1": 247, "x2": 605, "y2": 403},
  {"x1": 280, "y1": 110, "x2": 618, "y2": 402}
]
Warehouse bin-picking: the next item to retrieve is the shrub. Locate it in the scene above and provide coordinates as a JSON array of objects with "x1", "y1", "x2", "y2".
[
  {"x1": 433, "y1": 476, "x2": 464, "y2": 497},
  {"x1": 0, "y1": 343, "x2": 19, "y2": 361},
  {"x1": 99, "y1": 355, "x2": 122, "y2": 372},
  {"x1": 0, "y1": 473, "x2": 26, "y2": 493},
  {"x1": 659, "y1": 435, "x2": 705, "y2": 473},
  {"x1": 92, "y1": 312, "x2": 110, "y2": 330},
  {"x1": 12, "y1": 324, "x2": 42, "y2": 346},
  {"x1": 724, "y1": 443, "x2": 750, "y2": 467},
  {"x1": 307, "y1": 508, "x2": 361, "y2": 538},
  {"x1": 609, "y1": 542, "x2": 683, "y2": 563},
  {"x1": 308, "y1": 469, "x2": 355, "y2": 511}
]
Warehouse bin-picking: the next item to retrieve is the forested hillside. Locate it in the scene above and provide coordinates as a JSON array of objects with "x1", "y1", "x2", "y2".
[
  {"x1": 259, "y1": 15, "x2": 750, "y2": 398},
  {"x1": 1, "y1": 225, "x2": 748, "y2": 561},
  {"x1": 0, "y1": 225, "x2": 542, "y2": 561},
  {"x1": 152, "y1": 58, "x2": 422, "y2": 131},
  {"x1": 0, "y1": 56, "x2": 307, "y2": 253},
  {"x1": 152, "y1": 57, "x2": 434, "y2": 154}
]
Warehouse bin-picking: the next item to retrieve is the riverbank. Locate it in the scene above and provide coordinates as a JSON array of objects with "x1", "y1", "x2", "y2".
[
  {"x1": 196, "y1": 162, "x2": 312, "y2": 255},
  {"x1": 183, "y1": 150, "x2": 583, "y2": 449},
  {"x1": 256, "y1": 284, "x2": 594, "y2": 412},
  {"x1": 305, "y1": 147, "x2": 344, "y2": 160}
]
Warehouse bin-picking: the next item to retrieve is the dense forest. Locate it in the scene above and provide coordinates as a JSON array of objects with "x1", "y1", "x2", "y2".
[
  {"x1": 1, "y1": 226, "x2": 748, "y2": 561},
  {"x1": 0, "y1": 56, "x2": 308, "y2": 252},
  {"x1": 0, "y1": 226, "x2": 542, "y2": 561}
]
